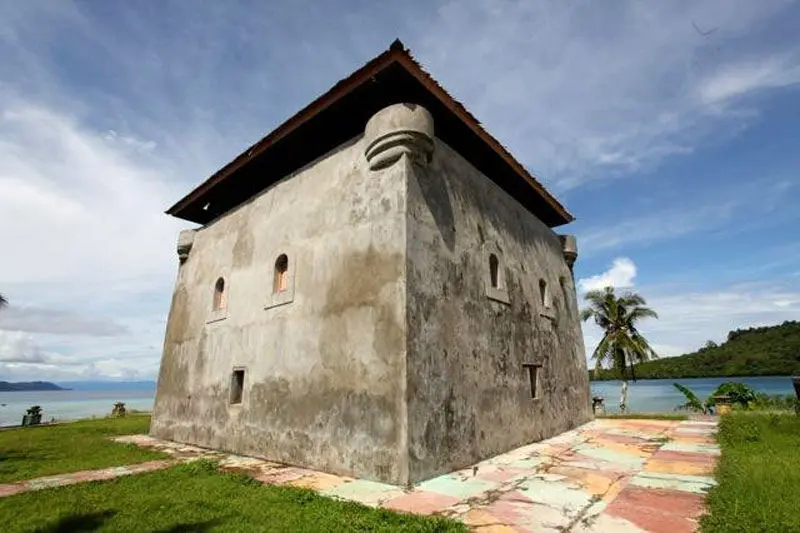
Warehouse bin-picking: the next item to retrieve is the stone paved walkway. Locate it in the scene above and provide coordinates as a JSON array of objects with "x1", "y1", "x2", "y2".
[
  {"x1": 0, "y1": 418, "x2": 718, "y2": 532},
  {"x1": 0, "y1": 460, "x2": 174, "y2": 498}
]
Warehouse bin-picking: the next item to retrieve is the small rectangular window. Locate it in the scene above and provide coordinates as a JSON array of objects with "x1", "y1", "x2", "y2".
[
  {"x1": 522, "y1": 363, "x2": 541, "y2": 399},
  {"x1": 230, "y1": 369, "x2": 245, "y2": 404}
]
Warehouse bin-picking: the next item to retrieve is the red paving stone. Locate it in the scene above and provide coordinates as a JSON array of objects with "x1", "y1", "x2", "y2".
[
  {"x1": 382, "y1": 491, "x2": 461, "y2": 515},
  {"x1": 593, "y1": 432, "x2": 655, "y2": 445},
  {"x1": 612, "y1": 487, "x2": 706, "y2": 519},
  {"x1": 650, "y1": 450, "x2": 718, "y2": 464},
  {"x1": 0, "y1": 460, "x2": 175, "y2": 498},
  {"x1": 607, "y1": 495, "x2": 699, "y2": 533},
  {"x1": 481, "y1": 490, "x2": 538, "y2": 523},
  {"x1": 678, "y1": 437, "x2": 717, "y2": 446},
  {"x1": 0, "y1": 484, "x2": 26, "y2": 497}
]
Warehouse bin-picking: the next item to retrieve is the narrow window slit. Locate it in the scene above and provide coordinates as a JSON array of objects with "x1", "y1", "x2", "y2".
[
  {"x1": 559, "y1": 277, "x2": 569, "y2": 312},
  {"x1": 274, "y1": 254, "x2": 289, "y2": 293},
  {"x1": 522, "y1": 363, "x2": 542, "y2": 399},
  {"x1": 230, "y1": 369, "x2": 245, "y2": 405},
  {"x1": 539, "y1": 279, "x2": 549, "y2": 308},
  {"x1": 489, "y1": 253, "x2": 499, "y2": 289},
  {"x1": 213, "y1": 277, "x2": 226, "y2": 310}
]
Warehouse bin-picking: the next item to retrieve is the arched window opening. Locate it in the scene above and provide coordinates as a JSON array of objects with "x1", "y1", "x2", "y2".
[
  {"x1": 489, "y1": 254, "x2": 499, "y2": 289},
  {"x1": 559, "y1": 277, "x2": 569, "y2": 311},
  {"x1": 274, "y1": 254, "x2": 289, "y2": 293},
  {"x1": 213, "y1": 277, "x2": 226, "y2": 310},
  {"x1": 539, "y1": 279, "x2": 549, "y2": 308}
]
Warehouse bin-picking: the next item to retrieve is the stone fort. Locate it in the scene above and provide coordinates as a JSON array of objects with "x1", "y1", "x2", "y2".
[{"x1": 151, "y1": 40, "x2": 591, "y2": 486}]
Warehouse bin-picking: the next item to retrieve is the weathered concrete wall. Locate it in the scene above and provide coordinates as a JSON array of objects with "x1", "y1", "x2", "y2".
[
  {"x1": 153, "y1": 102, "x2": 591, "y2": 486},
  {"x1": 405, "y1": 139, "x2": 592, "y2": 483},
  {"x1": 151, "y1": 137, "x2": 410, "y2": 484}
]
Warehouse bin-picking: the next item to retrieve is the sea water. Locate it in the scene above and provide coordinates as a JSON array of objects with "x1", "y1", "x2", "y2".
[
  {"x1": 590, "y1": 375, "x2": 796, "y2": 413},
  {"x1": 0, "y1": 376, "x2": 795, "y2": 426},
  {"x1": 0, "y1": 389, "x2": 154, "y2": 427}
]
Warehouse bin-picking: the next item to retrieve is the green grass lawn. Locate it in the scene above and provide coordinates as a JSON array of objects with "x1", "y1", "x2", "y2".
[
  {"x1": 0, "y1": 460, "x2": 466, "y2": 532},
  {"x1": 0, "y1": 415, "x2": 167, "y2": 483},
  {"x1": 701, "y1": 413, "x2": 800, "y2": 533}
]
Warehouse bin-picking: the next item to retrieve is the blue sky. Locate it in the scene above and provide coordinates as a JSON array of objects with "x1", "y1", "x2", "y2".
[{"x1": 1, "y1": 0, "x2": 799, "y2": 381}]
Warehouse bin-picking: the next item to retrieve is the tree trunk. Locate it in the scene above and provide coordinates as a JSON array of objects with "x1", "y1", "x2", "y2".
[{"x1": 620, "y1": 380, "x2": 629, "y2": 413}]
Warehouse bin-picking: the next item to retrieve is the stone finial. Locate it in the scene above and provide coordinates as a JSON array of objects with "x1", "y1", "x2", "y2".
[
  {"x1": 559, "y1": 234, "x2": 578, "y2": 270},
  {"x1": 389, "y1": 38, "x2": 405, "y2": 52},
  {"x1": 364, "y1": 103, "x2": 434, "y2": 171},
  {"x1": 177, "y1": 229, "x2": 196, "y2": 264}
]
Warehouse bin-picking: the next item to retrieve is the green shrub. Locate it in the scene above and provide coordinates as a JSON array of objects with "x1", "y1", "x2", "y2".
[
  {"x1": 750, "y1": 393, "x2": 799, "y2": 411},
  {"x1": 708, "y1": 382, "x2": 757, "y2": 407}
]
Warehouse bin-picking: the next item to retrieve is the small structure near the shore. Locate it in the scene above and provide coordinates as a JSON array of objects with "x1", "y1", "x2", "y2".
[
  {"x1": 592, "y1": 396, "x2": 606, "y2": 415},
  {"x1": 713, "y1": 395, "x2": 733, "y2": 415},
  {"x1": 21, "y1": 405, "x2": 42, "y2": 426},
  {"x1": 111, "y1": 402, "x2": 127, "y2": 417},
  {"x1": 151, "y1": 40, "x2": 592, "y2": 486}
]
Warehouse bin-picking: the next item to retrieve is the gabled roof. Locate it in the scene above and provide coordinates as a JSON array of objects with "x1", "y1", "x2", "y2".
[{"x1": 167, "y1": 39, "x2": 574, "y2": 228}]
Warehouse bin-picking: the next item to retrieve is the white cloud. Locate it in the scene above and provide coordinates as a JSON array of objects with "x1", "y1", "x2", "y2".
[
  {"x1": 0, "y1": 307, "x2": 128, "y2": 336},
  {"x1": 644, "y1": 282, "x2": 800, "y2": 343},
  {"x1": 578, "y1": 178, "x2": 799, "y2": 257},
  {"x1": 578, "y1": 258, "x2": 638, "y2": 293},
  {"x1": 0, "y1": 94, "x2": 189, "y2": 381},
  {"x1": 0, "y1": 330, "x2": 162, "y2": 380},
  {"x1": 1, "y1": 1, "x2": 799, "y2": 381},
  {"x1": 0, "y1": 332, "x2": 48, "y2": 363},
  {"x1": 699, "y1": 56, "x2": 800, "y2": 106},
  {"x1": 579, "y1": 203, "x2": 738, "y2": 256},
  {"x1": 418, "y1": 0, "x2": 800, "y2": 188},
  {"x1": 0, "y1": 98, "x2": 189, "y2": 284}
]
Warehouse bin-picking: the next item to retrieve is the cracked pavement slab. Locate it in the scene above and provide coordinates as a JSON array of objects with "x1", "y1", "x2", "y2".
[{"x1": 110, "y1": 417, "x2": 718, "y2": 532}]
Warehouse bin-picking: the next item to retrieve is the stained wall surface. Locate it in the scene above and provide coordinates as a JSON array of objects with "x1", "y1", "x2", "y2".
[
  {"x1": 152, "y1": 104, "x2": 591, "y2": 487},
  {"x1": 151, "y1": 137, "x2": 410, "y2": 485},
  {"x1": 404, "y1": 139, "x2": 592, "y2": 483}
]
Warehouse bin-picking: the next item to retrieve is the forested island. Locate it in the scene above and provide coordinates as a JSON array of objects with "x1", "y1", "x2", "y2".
[
  {"x1": 591, "y1": 320, "x2": 800, "y2": 380},
  {"x1": 0, "y1": 381, "x2": 67, "y2": 392}
]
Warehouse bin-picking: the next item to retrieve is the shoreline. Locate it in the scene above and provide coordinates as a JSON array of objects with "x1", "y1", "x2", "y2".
[
  {"x1": 0, "y1": 411, "x2": 153, "y2": 431},
  {"x1": 589, "y1": 373, "x2": 798, "y2": 382}
]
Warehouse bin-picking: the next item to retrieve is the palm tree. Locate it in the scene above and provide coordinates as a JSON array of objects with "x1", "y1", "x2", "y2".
[
  {"x1": 0, "y1": 294, "x2": 7, "y2": 309},
  {"x1": 581, "y1": 286, "x2": 658, "y2": 413}
]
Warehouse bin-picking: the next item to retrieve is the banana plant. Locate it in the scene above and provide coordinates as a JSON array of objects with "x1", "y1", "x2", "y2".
[{"x1": 673, "y1": 383, "x2": 710, "y2": 414}]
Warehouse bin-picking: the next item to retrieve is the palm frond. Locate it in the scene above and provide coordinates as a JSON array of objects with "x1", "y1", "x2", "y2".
[
  {"x1": 591, "y1": 333, "x2": 615, "y2": 372},
  {"x1": 630, "y1": 330, "x2": 658, "y2": 358},
  {"x1": 617, "y1": 293, "x2": 647, "y2": 307},
  {"x1": 583, "y1": 288, "x2": 611, "y2": 305},
  {"x1": 673, "y1": 383, "x2": 706, "y2": 413},
  {"x1": 626, "y1": 307, "x2": 659, "y2": 323}
]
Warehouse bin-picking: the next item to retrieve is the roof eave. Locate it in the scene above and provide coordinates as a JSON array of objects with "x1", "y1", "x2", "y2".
[
  {"x1": 166, "y1": 42, "x2": 575, "y2": 228},
  {"x1": 165, "y1": 47, "x2": 405, "y2": 218},
  {"x1": 393, "y1": 53, "x2": 574, "y2": 226}
]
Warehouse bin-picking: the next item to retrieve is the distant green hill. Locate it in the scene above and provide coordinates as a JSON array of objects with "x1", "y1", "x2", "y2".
[
  {"x1": 591, "y1": 320, "x2": 800, "y2": 380},
  {"x1": 0, "y1": 381, "x2": 66, "y2": 392}
]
